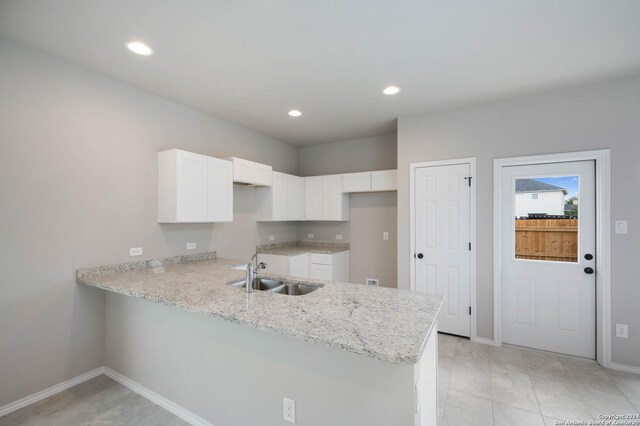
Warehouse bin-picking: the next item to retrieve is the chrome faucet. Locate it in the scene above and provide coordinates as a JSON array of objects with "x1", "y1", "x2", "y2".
[{"x1": 245, "y1": 253, "x2": 266, "y2": 293}]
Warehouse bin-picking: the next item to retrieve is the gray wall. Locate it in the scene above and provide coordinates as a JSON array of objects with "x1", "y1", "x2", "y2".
[
  {"x1": 397, "y1": 75, "x2": 640, "y2": 366},
  {"x1": 298, "y1": 135, "x2": 398, "y2": 288},
  {"x1": 0, "y1": 39, "x2": 299, "y2": 407},
  {"x1": 105, "y1": 293, "x2": 416, "y2": 426}
]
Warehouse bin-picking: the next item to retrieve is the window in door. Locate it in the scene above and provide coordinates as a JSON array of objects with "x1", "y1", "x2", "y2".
[{"x1": 514, "y1": 176, "x2": 579, "y2": 263}]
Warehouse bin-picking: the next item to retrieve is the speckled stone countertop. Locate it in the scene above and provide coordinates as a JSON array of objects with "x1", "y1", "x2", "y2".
[
  {"x1": 77, "y1": 252, "x2": 443, "y2": 365},
  {"x1": 256, "y1": 240, "x2": 349, "y2": 256}
]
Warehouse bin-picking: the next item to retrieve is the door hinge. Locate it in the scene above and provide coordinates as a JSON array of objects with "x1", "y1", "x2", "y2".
[
  {"x1": 468, "y1": 242, "x2": 471, "y2": 251},
  {"x1": 464, "y1": 176, "x2": 472, "y2": 187},
  {"x1": 469, "y1": 306, "x2": 472, "y2": 315}
]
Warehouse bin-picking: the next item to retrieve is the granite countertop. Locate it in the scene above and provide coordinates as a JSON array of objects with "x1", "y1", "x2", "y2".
[
  {"x1": 77, "y1": 252, "x2": 443, "y2": 365},
  {"x1": 256, "y1": 240, "x2": 350, "y2": 256}
]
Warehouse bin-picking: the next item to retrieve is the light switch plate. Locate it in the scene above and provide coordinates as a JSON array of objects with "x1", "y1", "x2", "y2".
[
  {"x1": 383, "y1": 232, "x2": 389, "y2": 241},
  {"x1": 129, "y1": 247, "x2": 143, "y2": 257},
  {"x1": 615, "y1": 220, "x2": 628, "y2": 234}
]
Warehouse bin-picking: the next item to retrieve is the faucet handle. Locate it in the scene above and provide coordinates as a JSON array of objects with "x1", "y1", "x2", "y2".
[{"x1": 257, "y1": 262, "x2": 267, "y2": 270}]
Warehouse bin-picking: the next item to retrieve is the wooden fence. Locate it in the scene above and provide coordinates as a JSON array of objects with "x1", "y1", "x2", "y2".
[{"x1": 515, "y1": 218, "x2": 578, "y2": 262}]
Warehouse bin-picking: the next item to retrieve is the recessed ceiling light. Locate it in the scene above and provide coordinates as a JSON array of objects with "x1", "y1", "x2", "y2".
[
  {"x1": 126, "y1": 41, "x2": 153, "y2": 56},
  {"x1": 288, "y1": 110, "x2": 302, "y2": 117},
  {"x1": 383, "y1": 86, "x2": 401, "y2": 95}
]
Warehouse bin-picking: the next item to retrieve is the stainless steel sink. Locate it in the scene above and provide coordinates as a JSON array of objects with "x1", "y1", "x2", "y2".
[
  {"x1": 229, "y1": 278, "x2": 284, "y2": 291},
  {"x1": 273, "y1": 283, "x2": 321, "y2": 296},
  {"x1": 228, "y1": 278, "x2": 321, "y2": 296}
]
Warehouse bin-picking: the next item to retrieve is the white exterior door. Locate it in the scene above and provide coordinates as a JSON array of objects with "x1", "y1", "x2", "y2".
[
  {"x1": 501, "y1": 160, "x2": 596, "y2": 358},
  {"x1": 414, "y1": 163, "x2": 471, "y2": 337}
]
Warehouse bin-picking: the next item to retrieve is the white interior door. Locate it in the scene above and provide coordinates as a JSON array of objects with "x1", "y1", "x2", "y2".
[
  {"x1": 501, "y1": 160, "x2": 596, "y2": 358},
  {"x1": 415, "y1": 163, "x2": 471, "y2": 337}
]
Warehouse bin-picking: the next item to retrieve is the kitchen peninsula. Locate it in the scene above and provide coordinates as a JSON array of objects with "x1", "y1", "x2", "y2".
[{"x1": 77, "y1": 252, "x2": 442, "y2": 426}]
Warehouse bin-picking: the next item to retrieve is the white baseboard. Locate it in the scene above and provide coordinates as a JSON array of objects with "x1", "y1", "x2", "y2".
[
  {"x1": 471, "y1": 336, "x2": 499, "y2": 347},
  {"x1": 0, "y1": 367, "x2": 105, "y2": 417},
  {"x1": 103, "y1": 367, "x2": 213, "y2": 426},
  {"x1": 608, "y1": 361, "x2": 640, "y2": 375}
]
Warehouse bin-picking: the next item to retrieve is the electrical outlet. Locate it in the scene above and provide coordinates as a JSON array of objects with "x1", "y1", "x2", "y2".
[
  {"x1": 283, "y1": 397, "x2": 296, "y2": 423},
  {"x1": 335, "y1": 234, "x2": 343, "y2": 240},
  {"x1": 616, "y1": 324, "x2": 628, "y2": 338},
  {"x1": 269, "y1": 235, "x2": 275, "y2": 241},
  {"x1": 129, "y1": 247, "x2": 143, "y2": 257},
  {"x1": 307, "y1": 233, "x2": 314, "y2": 239},
  {"x1": 383, "y1": 231, "x2": 389, "y2": 241},
  {"x1": 186, "y1": 242, "x2": 196, "y2": 250},
  {"x1": 366, "y1": 278, "x2": 379, "y2": 286}
]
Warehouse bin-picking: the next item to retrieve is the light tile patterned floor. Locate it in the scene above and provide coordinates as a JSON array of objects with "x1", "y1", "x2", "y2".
[
  {"x1": 2, "y1": 339, "x2": 639, "y2": 425},
  {"x1": 0, "y1": 375, "x2": 187, "y2": 426},
  {"x1": 438, "y1": 333, "x2": 640, "y2": 426}
]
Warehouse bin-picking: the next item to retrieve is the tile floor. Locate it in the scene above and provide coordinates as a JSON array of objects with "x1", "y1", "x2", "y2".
[
  {"x1": 438, "y1": 333, "x2": 640, "y2": 426},
  {"x1": 0, "y1": 375, "x2": 187, "y2": 426},
  {"x1": 2, "y1": 337, "x2": 639, "y2": 425}
]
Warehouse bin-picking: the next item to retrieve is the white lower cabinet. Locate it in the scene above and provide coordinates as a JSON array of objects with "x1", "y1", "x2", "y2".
[
  {"x1": 309, "y1": 263, "x2": 332, "y2": 280},
  {"x1": 257, "y1": 253, "x2": 309, "y2": 279},
  {"x1": 258, "y1": 251, "x2": 349, "y2": 282},
  {"x1": 308, "y1": 251, "x2": 349, "y2": 282}
]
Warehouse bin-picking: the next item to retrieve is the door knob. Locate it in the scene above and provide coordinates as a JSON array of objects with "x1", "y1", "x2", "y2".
[
  {"x1": 584, "y1": 267, "x2": 594, "y2": 274},
  {"x1": 416, "y1": 253, "x2": 424, "y2": 259},
  {"x1": 584, "y1": 253, "x2": 594, "y2": 261}
]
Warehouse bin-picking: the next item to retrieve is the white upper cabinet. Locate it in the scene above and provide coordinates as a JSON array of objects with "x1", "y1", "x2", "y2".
[
  {"x1": 286, "y1": 174, "x2": 305, "y2": 220},
  {"x1": 256, "y1": 171, "x2": 305, "y2": 221},
  {"x1": 305, "y1": 175, "x2": 349, "y2": 221},
  {"x1": 225, "y1": 157, "x2": 273, "y2": 186},
  {"x1": 158, "y1": 149, "x2": 233, "y2": 223},
  {"x1": 371, "y1": 170, "x2": 397, "y2": 191},
  {"x1": 322, "y1": 175, "x2": 349, "y2": 220},
  {"x1": 305, "y1": 176, "x2": 323, "y2": 220},
  {"x1": 342, "y1": 170, "x2": 398, "y2": 193},
  {"x1": 342, "y1": 172, "x2": 371, "y2": 192}
]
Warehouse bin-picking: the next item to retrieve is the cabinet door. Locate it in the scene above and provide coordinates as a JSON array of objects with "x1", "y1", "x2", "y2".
[
  {"x1": 286, "y1": 175, "x2": 305, "y2": 220},
  {"x1": 343, "y1": 172, "x2": 371, "y2": 193},
  {"x1": 371, "y1": 170, "x2": 398, "y2": 191},
  {"x1": 309, "y1": 264, "x2": 332, "y2": 281},
  {"x1": 271, "y1": 172, "x2": 288, "y2": 221},
  {"x1": 305, "y1": 176, "x2": 323, "y2": 220},
  {"x1": 289, "y1": 253, "x2": 309, "y2": 278},
  {"x1": 253, "y1": 164, "x2": 273, "y2": 186},
  {"x1": 322, "y1": 175, "x2": 343, "y2": 220},
  {"x1": 176, "y1": 151, "x2": 208, "y2": 222},
  {"x1": 207, "y1": 157, "x2": 233, "y2": 222},
  {"x1": 233, "y1": 158, "x2": 254, "y2": 184}
]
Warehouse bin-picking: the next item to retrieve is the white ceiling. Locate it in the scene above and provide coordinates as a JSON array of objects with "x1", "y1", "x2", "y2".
[{"x1": 2, "y1": 0, "x2": 640, "y2": 146}]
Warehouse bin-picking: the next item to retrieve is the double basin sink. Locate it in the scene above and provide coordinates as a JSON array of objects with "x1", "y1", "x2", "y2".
[{"x1": 229, "y1": 278, "x2": 321, "y2": 296}]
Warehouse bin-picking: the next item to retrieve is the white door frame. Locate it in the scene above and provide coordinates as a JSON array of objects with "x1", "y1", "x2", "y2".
[
  {"x1": 410, "y1": 158, "x2": 478, "y2": 342},
  {"x1": 493, "y1": 149, "x2": 611, "y2": 366}
]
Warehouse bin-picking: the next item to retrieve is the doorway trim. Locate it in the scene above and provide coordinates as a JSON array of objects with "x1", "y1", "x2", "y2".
[
  {"x1": 410, "y1": 158, "x2": 478, "y2": 342},
  {"x1": 493, "y1": 149, "x2": 611, "y2": 366}
]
